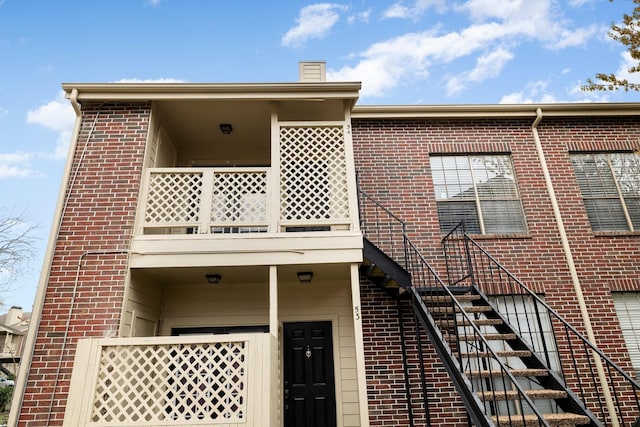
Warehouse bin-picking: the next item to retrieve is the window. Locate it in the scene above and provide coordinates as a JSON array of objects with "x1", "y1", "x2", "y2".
[
  {"x1": 570, "y1": 152, "x2": 640, "y2": 232},
  {"x1": 612, "y1": 292, "x2": 640, "y2": 377},
  {"x1": 431, "y1": 155, "x2": 527, "y2": 234},
  {"x1": 490, "y1": 295, "x2": 560, "y2": 372}
]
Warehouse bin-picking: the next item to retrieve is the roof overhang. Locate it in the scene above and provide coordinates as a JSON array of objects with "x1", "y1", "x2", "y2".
[
  {"x1": 351, "y1": 103, "x2": 640, "y2": 119},
  {"x1": 62, "y1": 82, "x2": 362, "y2": 105}
]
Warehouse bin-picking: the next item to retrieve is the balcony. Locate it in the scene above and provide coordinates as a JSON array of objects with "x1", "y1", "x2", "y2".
[
  {"x1": 140, "y1": 167, "x2": 273, "y2": 235},
  {"x1": 64, "y1": 333, "x2": 278, "y2": 426}
]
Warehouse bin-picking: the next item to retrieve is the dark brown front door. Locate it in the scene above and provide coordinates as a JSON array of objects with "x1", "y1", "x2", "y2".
[{"x1": 283, "y1": 321, "x2": 337, "y2": 427}]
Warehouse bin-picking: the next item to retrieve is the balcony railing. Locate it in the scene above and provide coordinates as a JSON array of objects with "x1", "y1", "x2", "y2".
[
  {"x1": 64, "y1": 333, "x2": 278, "y2": 426},
  {"x1": 139, "y1": 167, "x2": 353, "y2": 235},
  {"x1": 141, "y1": 167, "x2": 271, "y2": 235}
]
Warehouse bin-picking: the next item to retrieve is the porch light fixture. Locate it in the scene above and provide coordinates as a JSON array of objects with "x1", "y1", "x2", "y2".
[
  {"x1": 219, "y1": 123, "x2": 233, "y2": 134},
  {"x1": 297, "y1": 271, "x2": 313, "y2": 284},
  {"x1": 206, "y1": 274, "x2": 222, "y2": 284}
]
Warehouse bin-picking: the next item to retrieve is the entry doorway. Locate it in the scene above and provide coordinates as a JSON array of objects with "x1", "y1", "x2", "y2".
[{"x1": 283, "y1": 321, "x2": 337, "y2": 427}]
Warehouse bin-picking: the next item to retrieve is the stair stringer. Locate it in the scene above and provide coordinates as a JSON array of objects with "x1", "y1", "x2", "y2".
[
  {"x1": 405, "y1": 285, "x2": 497, "y2": 427},
  {"x1": 463, "y1": 287, "x2": 600, "y2": 425},
  {"x1": 361, "y1": 243, "x2": 602, "y2": 426},
  {"x1": 362, "y1": 244, "x2": 549, "y2": 426}
]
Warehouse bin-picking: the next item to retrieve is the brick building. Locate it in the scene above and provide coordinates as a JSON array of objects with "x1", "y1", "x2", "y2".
[{"x1": 10, "y1": 63, "x2": 640, "y2": 426}]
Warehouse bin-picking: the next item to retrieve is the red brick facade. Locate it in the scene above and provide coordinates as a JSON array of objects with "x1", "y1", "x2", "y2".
[
  {"x1": 361, "y1": 277, "x2": 469, "y2": 426},
  {"x1": 13, "y1": 99, "x2": 640, "y2": 426},
  {"x1": 353, "y1": 115, "x2": 640, "y2": 425},
  {"x1": 17, "y1": 103, "x2": 150, "y2": 426}
]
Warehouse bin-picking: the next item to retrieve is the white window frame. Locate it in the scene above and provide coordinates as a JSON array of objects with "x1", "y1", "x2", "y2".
[
  {"x1": 612, "y1": 292, "x2": 640, "y2": 377},
  {"x1": 431, "y1": 154, "x2": 527, "y2": 234},
  {"x1": 570, "y1": 152, "x2": 640, "y2": 232}
]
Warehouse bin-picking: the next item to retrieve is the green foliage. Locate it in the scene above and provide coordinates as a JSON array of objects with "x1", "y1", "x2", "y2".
[
  {"x1": 0, "y1": 386, "x2": 13, "y2": 412},
  {"x1": 583, "y1": 0, "x2": 640, "y2": 92}
]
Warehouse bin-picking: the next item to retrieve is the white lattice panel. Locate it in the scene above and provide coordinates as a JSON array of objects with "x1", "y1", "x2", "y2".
[
  {"x1": 279, "y1": 125, "x2": 349, "y2": 222},
  {"x1": 145, "y1": 172, "x2": 202, "y2": 225},
  {"x1": 211, "y1": 172, "x2": 267, "y2": 224},
  {"x1": 91, "y1": 341, "x2": 247, "y2": 424}
]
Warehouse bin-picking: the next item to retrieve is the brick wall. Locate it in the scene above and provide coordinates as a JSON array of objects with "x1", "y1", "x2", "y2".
[
  {"x1": 360, "y1": 276, "x2": 469, "y2": 426},
  {"x1": 17, "y1": 103, "x2": 150, "y2": 426},
  {"x1": 353, "y1": 116, "x2": 640, "y2": 424}
]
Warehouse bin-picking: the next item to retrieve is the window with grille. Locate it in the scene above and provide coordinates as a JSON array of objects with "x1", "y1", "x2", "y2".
[
  {"x1": 431, "y1": 155, "x2": 527, "y2": 234},
  {"x1": 570, "y1": 152, "x2": 640, "y2": 232},
  {"x1": 612, "y1": 292, "x2": 640, "y2": 377}
]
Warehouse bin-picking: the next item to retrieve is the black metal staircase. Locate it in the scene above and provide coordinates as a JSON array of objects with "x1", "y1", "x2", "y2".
[{"x1": 358, "y1": 189, "x2": 640, "y2": 426}]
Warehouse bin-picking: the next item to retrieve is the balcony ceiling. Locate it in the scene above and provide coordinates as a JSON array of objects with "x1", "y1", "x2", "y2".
[
  {"x1": 132, "y1": 263, "x2": 350, "y2": 286},
  {"x1": 155, "y1": 98, "x2": 347, "y2": 166},
  {"x1": 156, "y1": 100, "x2": 272, "y2": 166}
]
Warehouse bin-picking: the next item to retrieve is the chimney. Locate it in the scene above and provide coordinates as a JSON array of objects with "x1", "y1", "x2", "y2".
[
  {"x1": 5, "y1": 306, "x2": 23, "y2": 326},
  {"x1": 298, "y1": 61, "x2": 326, "y2": 82}
]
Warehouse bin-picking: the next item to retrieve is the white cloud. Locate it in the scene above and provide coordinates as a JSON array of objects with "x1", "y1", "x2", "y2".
[
  {"x1": 26, "y1": 91, "x2": 75, "y2": 158},
  {"x1": 329, "y1": 0, "x2": 601, "y2": 98},
  {"x1": 382, "y1": 3, "x2": 412, "y2": 19},
  {"x1": 282, "y1": 3, "x2": 347, "y2": 48},
  {"x1": 615, "y1": 51, "x2": 640, "y2": 84},
  {"x1": 458, "y1": 0, "x2": 597, "y2": 48},
  {"x1": 0, "y1": 106, "x2": 8, "y2": 118},
  {"x1": 145, "y1": 0, "x2": 162, "y2": 6},
  {"x1": 568, "y1": 0, "x2": 592, "y2": 6},
  {"x1": 0, "y1": 153, "x2": 36, "y2": 178},
  {"x1": 550, "y1": 25, "x2": 598, "y2": 50},
  {"x1": 499, "y1": 81, "x2": 558, "y2": 104},
  {"x1": 383, "y1": 0, "x2": 447, "y2": 19},
  {"x1": 446, "y1": 48, "x2": 514, "y2": 95},
  {"x1": 569, "y1": 82, "x2": 610, "y2": 102},
  {"x1": 348, "y1": 9, "x2": 371, "y2": 24},
  {"x1": 328, "y1": 24, "x2": 507, "y2": 97},
  {"x1": 114, "y1": 78, "x2": 186, "y2": 83},
  {"x1": 578, "y1": 51, "x2": 640, "y2": 92}
]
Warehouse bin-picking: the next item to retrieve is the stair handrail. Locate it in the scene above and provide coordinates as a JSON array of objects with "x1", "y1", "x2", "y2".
[
  {"x1": 358, "y1": 188, "x2": 551, "y2": 426},
  {"x1": 403, "y1": 236, "x2": 552, "y2": 427},
  {"x1": 443, "y1": 221, "x2": 640, "y2": 426},
  {"x1": 358, "y1": 188, "x2": 408, "y2": 268}
]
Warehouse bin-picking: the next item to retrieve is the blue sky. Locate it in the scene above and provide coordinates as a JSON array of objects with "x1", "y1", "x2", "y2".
[{"x1": 0, "y1": 0, "x2": 639, "y2": 311}]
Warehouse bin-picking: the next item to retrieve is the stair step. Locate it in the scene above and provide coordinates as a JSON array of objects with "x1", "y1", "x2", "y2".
[
  {"x1": 422, "y1": 294, "x2": 481, "y2": 303},
  {"x1": 449, "y1": 332, "x2": 517, "y2": 341},
  {"x1": 477, "y1": 389, "x2": 568, "y2": 401},
  {"x1": 467, "y1": 368, "x2": 549, "y2": 378},
  {"x1": 491, "y1": 412, "x2": 591, "y2": 426},
  {"x1": 430, "y1": 305, "x2": 493, "y2": 314},
  {"x1": 437, "y1": 318, "x2": 503, "y2": 328},
  {"x1": 462, "y1": 350, "x2": 532, "y2": 358}
]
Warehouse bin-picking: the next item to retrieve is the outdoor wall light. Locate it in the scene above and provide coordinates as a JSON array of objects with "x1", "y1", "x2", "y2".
[
  {"x1": 297, "y1": 271, "x2": 313, "y2": 284},
  {"x1": 206, "y1": 274, "x2": 222, "y2": 284},
  {"x1": 219, "y1": 123, "x2": 233, "y2": 134}
]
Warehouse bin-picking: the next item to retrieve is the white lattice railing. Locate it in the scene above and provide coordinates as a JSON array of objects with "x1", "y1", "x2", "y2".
[
  {"x1": 139, "y1": 124, "x2": 354, "y2": 235},
  {"x1": 279, "y1": 124, "x2": 350, "y2": 228},
  {"x1": 141, "y1": 167, "x2": 271, "y2": 235},
  {"x1": 64, "y1": 334, "x2": 277, "y2": 426}
]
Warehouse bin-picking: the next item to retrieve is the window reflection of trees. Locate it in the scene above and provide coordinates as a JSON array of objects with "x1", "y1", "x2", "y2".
[
  {"x1": 571, "y1": 152, "x2": 640, "y2": 231},
  {"x1": 432, "y1": 155, "x2": 527, "y2": 234}
]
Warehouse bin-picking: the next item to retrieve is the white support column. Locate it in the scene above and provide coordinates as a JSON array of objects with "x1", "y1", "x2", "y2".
[
  {"x1": 350, "y1": 263, "x2": 370, "y2": 427},
  {"x1": 343, "y1": 101, "x2": 360, "y2": 232},
  {"x1": 270, "y1": 103, "x2": 280, "y2": 233},
  {"x1": 269, "y1": 265, "x2": 278, "y2": 339},
  {"x1": 268, "y1": 265, "x2": 280, "y2": 426}
]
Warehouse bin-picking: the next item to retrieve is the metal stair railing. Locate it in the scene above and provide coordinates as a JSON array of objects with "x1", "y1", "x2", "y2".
[
  {"x1": 442, "y1": 221, "x2": 640, "y2": 427},
  {"x1": 358, "y1": 188, "x2": 407, "y2": 269},
  {"x1": 358, "y1": 189, "x2": 552, "y2": 426}
]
